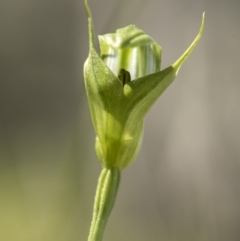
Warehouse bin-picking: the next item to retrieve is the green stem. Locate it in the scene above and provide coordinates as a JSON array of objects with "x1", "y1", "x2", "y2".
[{"x1": 88, "y1": 168, "x2": 121, "y2": 241}]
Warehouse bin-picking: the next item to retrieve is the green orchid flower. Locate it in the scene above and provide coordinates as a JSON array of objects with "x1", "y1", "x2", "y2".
[
  {"x1": 83, "y1": 1, "x2": 204, "y2": 240},
  {"x1": 84, "y1": 3, "x2": 204, "y2": 171}
]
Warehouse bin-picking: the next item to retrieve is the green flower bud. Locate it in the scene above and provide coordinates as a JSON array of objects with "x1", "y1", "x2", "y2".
[{"x1": 84, "y1": 0, "x2": 204, "y2": 170}]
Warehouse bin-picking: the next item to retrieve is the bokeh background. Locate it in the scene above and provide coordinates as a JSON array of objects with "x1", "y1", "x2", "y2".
[{"x1": 1, "y1": 0, "x2": 240, "y2": 240}]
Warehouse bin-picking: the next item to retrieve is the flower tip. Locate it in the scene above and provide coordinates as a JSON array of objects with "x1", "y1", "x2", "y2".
[
  {"x1": 172, "y1": 13, "x2": 205, "y2": 73},
  {"x1": 201, "y1": 12, "x2": 205, "y2": 33},
  {"x1": 84, "y1": 0, "x2": 95, "y2": 49},
  {"x1": 84, "y1": 0, "x2": 91, "y2": 19}
]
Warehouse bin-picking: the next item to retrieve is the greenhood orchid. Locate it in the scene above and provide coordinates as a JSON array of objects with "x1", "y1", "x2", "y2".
[
  {"x1": 83, "y1": 1, "x2": 204, "y2": 241},
  {"x1": 84, "y1": 1, "x2": 204, "y2": 171}
]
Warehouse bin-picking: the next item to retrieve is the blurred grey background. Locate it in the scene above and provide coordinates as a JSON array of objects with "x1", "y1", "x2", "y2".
[{"x1": 0, "y1": 0, "x2": 240, "y2": 240}]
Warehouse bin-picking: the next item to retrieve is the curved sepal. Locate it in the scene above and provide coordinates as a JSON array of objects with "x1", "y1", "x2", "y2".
[{"x1": 122, "y1": 13, "x2": 205, "y2": 123}]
